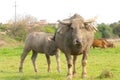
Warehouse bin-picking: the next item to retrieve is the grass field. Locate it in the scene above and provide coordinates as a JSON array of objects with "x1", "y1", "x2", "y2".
[{"x1": 0, "y1": 44, "x2": 120, "y2": 80}]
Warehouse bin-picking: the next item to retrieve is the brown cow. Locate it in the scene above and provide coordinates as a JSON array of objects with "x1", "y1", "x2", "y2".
[
  {"x1": 92, "y1": 38, "x2": 115, "y2": 48},
  {"x1": 106, "y1": 41, "x2": 115, "y2": 48}
]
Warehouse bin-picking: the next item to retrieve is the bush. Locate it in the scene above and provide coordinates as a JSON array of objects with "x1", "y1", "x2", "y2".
[
  {"x1": 42, "y1": 24, "x2": 56, "y2": 33},
  {"x1": 0, "y1": 23, "x2": 8, "y2": 32},
  {"x1": 7, "y1": 23, "x2": 57, "y2": 41},
  {"x1": 8, "y1": 24, "x2": 27, "y2": 41},
  {"x1": 97, "y1": 23, "x2": 115, "y2": 38},
  {"x1": 94, "y1": 31, "x2": 102, "y2": 38}
]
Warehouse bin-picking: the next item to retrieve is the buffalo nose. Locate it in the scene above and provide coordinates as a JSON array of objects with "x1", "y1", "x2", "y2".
[{"x1": 73, "y1": 39, "x2": 82, "y2": 45}]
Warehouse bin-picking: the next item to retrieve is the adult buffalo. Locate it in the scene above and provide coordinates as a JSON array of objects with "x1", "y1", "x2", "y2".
[
  {"x1": 19, "y1": 32, "x2": 61, "y2": 73},
  {"x1": 54, "y1": 14, "x2": 97, "y2": 79}
]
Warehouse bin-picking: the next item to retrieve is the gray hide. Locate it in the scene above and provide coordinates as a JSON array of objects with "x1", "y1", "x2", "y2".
[
  {"x1": 19, "y1": 32, "x2": 61, "y2": 72},
  {"x1": 55, "y1": 14, "x2": 97, "y2": 79}
]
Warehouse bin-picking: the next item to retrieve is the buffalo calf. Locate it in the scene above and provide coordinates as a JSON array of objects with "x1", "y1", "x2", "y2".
[{"x1": 19, "y1": 32, "x2": 61, "y2": 72}]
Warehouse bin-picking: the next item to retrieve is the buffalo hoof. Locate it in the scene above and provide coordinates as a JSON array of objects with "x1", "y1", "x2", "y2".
[
  {"x1": 82, "y1": 73, "x2": 87, "y2": 78},
  {"x1": 19, "y1": 68, "x2": 23, "y2": 73},
  {"x1": 57, "y1": 68, "x2": 61, "y2": 73},
  {"x1": 73, "y1": 71, "x2": 77, "y2": 77},
  {"x1": 47, "y1": 69, "x2": 51, "y2": 72},
  {"x1": 19, "y1": 70, "x2": 23, "y2": 73},
  {"x1": 35, "y1": 70, "x2": 37, "y2": 72},
  {"x1": 67, "y1": 74, "x2": 72, "y2": 80}
]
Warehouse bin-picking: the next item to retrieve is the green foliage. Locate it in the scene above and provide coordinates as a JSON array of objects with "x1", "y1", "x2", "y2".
[
  {"x1": 28, "y1": 26, "x2": 42, "y2": 33},
  {"x1": 1, "y1": 15, "x2": 120, "y2": 41},
  {"x1": 8, "y1": 24, "x2": 27, "y2": 41},
  {"x1": 109, "y1": 21, "x2": 120, "y2": 37},
  {"x1": 112, "y1": 23, "x2": 120, "y2": 37},
  {"x1": 94, "y1": 31, "x2": 102, "y2": 38},
  {"x1": 7, "y1": 24, "x2": 56, "y2": 41},
  {"x1": 42, "y1": 24, "x2": 56, "y2": 33},
  {"x1": 97, "y1": 23, "x2": 115, "y2": 38},
  {"x1": 0, "y1": 23, "x2": 8, "y2": 31}
]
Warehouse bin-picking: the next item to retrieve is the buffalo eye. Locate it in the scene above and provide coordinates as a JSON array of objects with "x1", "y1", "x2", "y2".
[
  {"x1": 67, "y1": 24, "x2": 73, "y2": 30},
  {"x1": 70, "y1": 26, "x2": 73, "y2": 30}
]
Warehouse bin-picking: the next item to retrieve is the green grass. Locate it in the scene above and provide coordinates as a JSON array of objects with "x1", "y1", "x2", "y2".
[{"x1": 0, "y1": 45, "x2": 120, "y2": 80}]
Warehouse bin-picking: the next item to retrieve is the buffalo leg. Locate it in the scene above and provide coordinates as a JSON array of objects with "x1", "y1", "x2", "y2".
[
  {"x1": 65, "y1": 53, "x2": 72, "y2": 79},
  {"x1": 31, "y1": 50, "x2": 38, "y2": 72},
  {"x1": 81, "y1": 51, "x2": 88, "y2": 78},
  {"x1": 19, "y1": 48, "x2": 30, "y2": 72},
  {"x1": 55, "y1": 50, "x2": 61, "y2": 72},
  {"x1": 45, "y1": 54, "x2": 51, "y2": 72},
  {"x1": 73, "y1": 55, "x2": 77, "y2": 76}
]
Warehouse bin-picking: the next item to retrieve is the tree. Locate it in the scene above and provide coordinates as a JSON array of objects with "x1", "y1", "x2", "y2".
[
  {"x1": 110, "y1": 21, "x2": 120, "y2": 37},
  {"x1": 0, "y1": 23, "x2": 8, "y2": 32},
  {"x1": 97, "y1": 23, "x2": 115, "y2": 38},
  {"x1": 94, "y1": 31, "x2": 102, "y2": 38},
  {"x1": 8, "y1": 15, "x2": 38, "y2": 41},
  {"x1": 113, "y1": 23, "x2": 120, "y2": 37}
]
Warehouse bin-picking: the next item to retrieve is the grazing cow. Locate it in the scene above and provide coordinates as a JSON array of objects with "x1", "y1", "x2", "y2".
[
  {"x1": 19, "y1": 32, "x2": 61, "y2": 73},
  {"x1": 54, "y1": 14, "x2": 97, "y2": 79},
  {"x1": 107, "y1": 42, "x2": 115, "y2": 48},
  {"x1": 92, "y1": 38, "x2": 115, "y2": 48}
]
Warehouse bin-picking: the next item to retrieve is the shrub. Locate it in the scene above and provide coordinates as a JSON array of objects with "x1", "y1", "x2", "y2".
[
  {"x1": 42, "y1": 24, "x2": 56, "y2": 33},
  {"x1": 8, "y1": 24, "x2": 27, "y2": 41}
]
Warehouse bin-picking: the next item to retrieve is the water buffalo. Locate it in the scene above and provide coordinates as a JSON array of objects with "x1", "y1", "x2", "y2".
[
  {"x1": 19, "y1": 32, "x2": 61, "y2": 72},
  {"x1": 92, "y1": 38, "x2": 115, "y2": 48},
  {"x1": 54, "y1": 14, "x2": 97, "y2": 79}
]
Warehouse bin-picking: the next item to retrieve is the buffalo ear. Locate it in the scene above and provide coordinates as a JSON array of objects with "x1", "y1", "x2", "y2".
[
  {"x1": 47, "y1": 36, "x2": 53, "y2": 41},
  {"x1": 47, "y1": 36, "x2": 55, "y2": 42},
  {"x1": 51, "y1": 37, "x2": 55, "y2": 41}
]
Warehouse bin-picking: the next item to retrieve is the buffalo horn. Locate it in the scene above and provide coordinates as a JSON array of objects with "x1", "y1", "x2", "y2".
[
  {"x1": 58, "y1": 20, "x2": 71, "y2": 25},
  {"x1": 84, "y1": 16, "x2": 98, "y2": 23}
]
